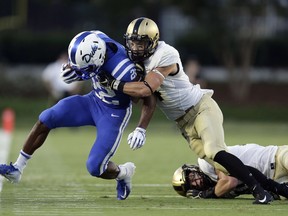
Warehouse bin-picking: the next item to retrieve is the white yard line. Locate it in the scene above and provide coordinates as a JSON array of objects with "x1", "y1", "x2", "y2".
[
  {"x1": 0, "y1": 130, "x2": 12, "y2": 192},
  {"x1": 92, "y1": 183, "x2": 171, "y2": 187}
]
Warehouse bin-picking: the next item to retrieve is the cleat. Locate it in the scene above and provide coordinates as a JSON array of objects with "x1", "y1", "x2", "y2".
[
  {"x1": 252, "y1": 184, "x2": 273, "y2": 204},
  {"x1": 117, "y1": 179, "x2": 131, "y2": 200},
  {"x1": 269, "y1": 191, "x2": 281, "y2": 200},
  {"x1": 0, "y1": 162, "x2": 22, "y2": 183},
  {"x1": 116, "y1": 162, "x2": 136, "y2": 200},
  {"x1": 278, "y1": 182, "x2": 288, "y2": 199}
]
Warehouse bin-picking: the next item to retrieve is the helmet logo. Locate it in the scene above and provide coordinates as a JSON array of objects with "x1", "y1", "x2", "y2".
[{"x1": 82, "y1": 44, "x2": 99, "y2": 63}]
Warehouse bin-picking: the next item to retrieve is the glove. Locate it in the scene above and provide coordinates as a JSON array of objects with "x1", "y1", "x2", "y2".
[
  {"x1": 134, "y1": 62, "x2": 145, "y2": 81},
  {"x1": 60, "y1": 64, "x2": 82, "y2": 84},
  {"x1": 97, "y1": 70, "x2": 115, "y2": 88},
  {"x1": 186, "y1": 189, "x2": 203, "y2": 199},
  {"x1": 127, "y1": 127, "x2": 146, "y2": 150},
  {"x1": 96, "y1": 70, "x2": 124, "y2": 91},
  {"x1": 186, "y1": 187, "x2": 217, "y2": 199}
]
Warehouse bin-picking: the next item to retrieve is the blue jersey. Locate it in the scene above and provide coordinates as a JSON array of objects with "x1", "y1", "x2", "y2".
[{"x1": 92, "y1": 31, "x2": 138, "y2": 108}]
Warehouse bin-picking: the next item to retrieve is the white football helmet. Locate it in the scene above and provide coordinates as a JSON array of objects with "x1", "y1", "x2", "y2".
[{"x1": 68, "y1": 31, "x2": 106, "y2": 80}]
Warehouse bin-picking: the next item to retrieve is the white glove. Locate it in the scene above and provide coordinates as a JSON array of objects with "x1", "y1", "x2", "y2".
[
  {"x1": 60, "y1": 63, "x2": 82, "y2": 84},
  {"x1": 127, "y1": 127, "x2": 146, "y2": 150}
]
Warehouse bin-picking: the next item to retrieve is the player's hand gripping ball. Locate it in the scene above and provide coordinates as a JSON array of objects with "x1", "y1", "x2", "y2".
[{"x1": 60, "y1": 63, "x2": 82, "y2": 84}]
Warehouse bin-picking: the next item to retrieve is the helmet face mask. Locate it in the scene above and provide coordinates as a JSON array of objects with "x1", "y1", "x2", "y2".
[
  {"x1": 124, "y1": 17, "x2": 159, "y2": 62},
  {"x1": 125, "y1": 39, "x2": 150, "y2": 62},
  {"x1": 185, "y1": 166, "x2": 211, "y2": 191},
  {"x1": 68, "y1": 31, "x2": 106, "y2": 79},
  {"x1": 172, "y1": 164, "x2": 215, "y2": 197}
]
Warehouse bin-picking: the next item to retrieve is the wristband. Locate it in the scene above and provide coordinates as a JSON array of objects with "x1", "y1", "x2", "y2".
[
  {"x1": 143, "y1": 81, "x2": 153, "y2": 94},
  {"x1": 112, "y1": 80, "x2": 125, "y2": 91}
]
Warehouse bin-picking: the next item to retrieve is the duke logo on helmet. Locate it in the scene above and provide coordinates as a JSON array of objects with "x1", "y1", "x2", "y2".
[{"x1": 68, "y1": 31, "x2": 106, "y2": 80}]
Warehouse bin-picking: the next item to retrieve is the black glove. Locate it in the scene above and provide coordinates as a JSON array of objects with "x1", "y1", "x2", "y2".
[
  {"x1": 186, "y1": 187, "x2": 217, "y2": 199},
  {"x1": 96, "y1": 70, "x2": 125, "y2": 91},
  {"x1": 97, "y1": 70, "x2": 115, "y2": 88},
  {"x1": 134, "y1": 62, "x2": 146, "y2": 81}
]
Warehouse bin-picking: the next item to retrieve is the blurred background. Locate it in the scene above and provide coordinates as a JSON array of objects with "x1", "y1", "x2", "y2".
[{"x1": 1, "y1": 0, "x2": 288, "y2": 125}]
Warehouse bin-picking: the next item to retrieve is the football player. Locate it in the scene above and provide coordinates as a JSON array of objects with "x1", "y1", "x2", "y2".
[
  {"x1": 97, "y1": 17, "x2": 273, "y2": 204},
  {"x1": 172, "y1": 164, "x2": 288, "y2": 200},
  {"x1": 198, "y1": 143, "x2": 288, "y2": 184},
  {"x1": 172, "y1": 143, "x2": 288, "y2": 199},
  {"x1": 0, "y1": 31, "x2": 156, "y2": 200}
]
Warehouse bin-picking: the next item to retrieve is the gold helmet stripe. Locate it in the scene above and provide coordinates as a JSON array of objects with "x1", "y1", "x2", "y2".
[{"x1": 132, "y1": 17, "x2": 145, "y2": 35}]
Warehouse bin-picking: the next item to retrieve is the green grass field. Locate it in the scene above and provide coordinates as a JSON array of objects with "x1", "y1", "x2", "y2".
[{"x1": 1, "y1": 120, "x2": 288, "y2": 216}]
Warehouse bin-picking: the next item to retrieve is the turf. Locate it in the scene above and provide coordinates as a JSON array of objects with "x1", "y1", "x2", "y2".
[{"x1": 0, "y1": 121, "x2": 288, "y2": 216}]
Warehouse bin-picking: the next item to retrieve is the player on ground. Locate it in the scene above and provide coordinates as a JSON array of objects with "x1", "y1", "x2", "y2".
[
  {"x1": 98, "y1": 17, "x2": 273, "y2": 204},
  {"x1": 172, "y1": 143, "x2": 288, "y2": 199},
  {"x1": 0, "y1": 30, "x2": 156, "y2": 200}
]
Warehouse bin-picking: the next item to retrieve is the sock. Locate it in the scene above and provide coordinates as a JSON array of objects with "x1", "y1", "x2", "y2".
[
  {"x1": 116, "y1": 165, "x2": 127, "y2": 180},
  {"x1": 248, "y1": 166, "x2": 288, "y2": 198},
  {"x1": 214, "y1": 151, "x2": 258, "y2": 189},
  {"x1": 13, "y1": 150, "x2": 31, "y2": 173}
]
